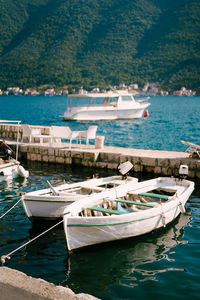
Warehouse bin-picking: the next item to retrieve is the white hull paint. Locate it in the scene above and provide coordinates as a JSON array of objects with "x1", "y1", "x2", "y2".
[
  {"x1": 63, "y1": 177, "x2": 194, "y2": 251},
  {"x1": 63, "y1": 105, "x2": 149, "y2": 121}
]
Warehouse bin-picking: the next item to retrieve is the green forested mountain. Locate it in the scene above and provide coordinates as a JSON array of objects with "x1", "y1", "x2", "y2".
[{"x1": 0, "y1": 0, "x2": 199, "y2": 92}]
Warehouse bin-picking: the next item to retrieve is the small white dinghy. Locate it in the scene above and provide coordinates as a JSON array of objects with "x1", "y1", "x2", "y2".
[
  {"x1": 0, "y1": 120, "x2": 29, "y2": 181},
  {"x1": 0, "y1": 158, "x2": 29, "y2": 181},
  {"x1": 63, "y1": 165, "x2": 194, "y2": 251},
  {"x1": 21, "y1": 161, "x2": 138, "y2": 221},
  {"x1": 0, "y1": 141, "x2": 28, "y2": 181}
]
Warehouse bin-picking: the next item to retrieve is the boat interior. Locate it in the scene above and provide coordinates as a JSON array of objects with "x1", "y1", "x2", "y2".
[{"x1": 78, "y1": 186, "x2": 181, "y2": 217}]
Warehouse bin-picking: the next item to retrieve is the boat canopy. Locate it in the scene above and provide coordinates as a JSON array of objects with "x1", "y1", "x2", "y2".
[
  {"x1": 67, "y1": 94, "x2": 118, "y2": 107},
  {"x1": 67, "y1": 91, "x2": 136, "y2": 107}
]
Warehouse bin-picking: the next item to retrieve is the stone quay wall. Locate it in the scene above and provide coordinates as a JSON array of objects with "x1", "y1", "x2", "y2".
[{"x1": 0, "y1": 123, "x2": 200, "y2": 180}]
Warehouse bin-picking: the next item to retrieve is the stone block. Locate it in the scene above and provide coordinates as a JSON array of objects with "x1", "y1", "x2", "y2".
[
  {"x1": 141, "y1": 157, "x2": 156, "y2": 167},
  {"x1": 188, "y1": 170, "x2": 195, "y2": 178},
  {"x1": 56, "y1": 157, "x2": 65, "y2": 164},
  {"x1": 30, "y1": 153, "x2": 37, "y2": 161},
  {"x1": 62, "y1": 149, "x2": 71, "y2": 158},
  {"x1": 49, "y1": 156, "x2": 56, "y2": 163},
  {"x1": 154, "y1": 166, "x2": 162, "y2": 174},
  {"x1": 95, "y1": 162, "x2": 108, "y2": 169},
  {"x1": 106, "y1": 153, "x2": 120, "y2": 164},
  {"x1": 58, "y1": 149, "x2": 65, "y2": 157},
  {"x1": 133, "y1": 164, "x2": 143, "y2": 172},
  {"x1": 157, "y1": 158, "x2": 170, "y2": 168},
  {"x1": 27, "y1": 153, "x2": 32, "y2": 160},
  {"x1": 48, "y1": 148, "x2": 55, "y2": 156},
  {"x1": 65, "y1": 157, "x2": 72, "y2": 164},
  {"x1": 107, "y1": 163, "x2": 118, "y2": 170},
  {"x1": 72, "y1": 157, "x2": 82, "y2": 165},
  {"x1": 36, "y1": 154, "x2": 42, "y2": 161},
  {"x1": 97, "y1": 152, "x2": 108, "y2": 162},
  {"x1": 161, "y1": 167, "x2": 169, "y2": 176},
  {"x1": 71, "y1": 151, "x2": 84, "y2": 158},
  {"x1": 42, "y1": 155, "x2": 49, "y2": 162},
  {"x1": 19, "y1": 145, "x2": 28, "y2": 153},
  {"x1": 144, "y1": 166, "x2": 155, "y2": 174},
  {"x1": 83, "y1": 152, "x2": 98, "y2": 162},
  {"x1": 169, "y1": 158, "x2": 182, "y2": 168}
]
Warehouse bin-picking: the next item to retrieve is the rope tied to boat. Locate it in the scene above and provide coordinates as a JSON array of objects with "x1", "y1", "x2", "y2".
[
  {"x1": 1, "y1": 219, "x2": 63, "y2": 264},
  {"x1": 0, "y1": 198, "x2": 21, "y2": 220}
]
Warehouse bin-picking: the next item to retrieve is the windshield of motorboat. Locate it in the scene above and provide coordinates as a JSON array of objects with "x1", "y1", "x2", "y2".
[
  {"x1": 121, "y1": 95, "x2": 135, "y2": 102},
  {"x1": 67, "y1": 96, "x2": 118, "y2": 107}
]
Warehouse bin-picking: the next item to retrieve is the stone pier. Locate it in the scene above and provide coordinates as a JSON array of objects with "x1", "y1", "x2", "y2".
[{"x1": 0, "y1": 123, "x2": 199, "y2": 179}]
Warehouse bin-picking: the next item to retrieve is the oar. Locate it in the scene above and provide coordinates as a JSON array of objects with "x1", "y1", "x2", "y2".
[
  {"x1": 46, "y1": 180, "x2": 59, "y2": 196},
  {"x1": 1, "y1": 219, "x2": 63, "y2": 264}
]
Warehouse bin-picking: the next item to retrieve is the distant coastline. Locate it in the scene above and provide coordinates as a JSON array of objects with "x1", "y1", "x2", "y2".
[{"x1": 0, "y1": 83, "x2": 196, "y2": 97}]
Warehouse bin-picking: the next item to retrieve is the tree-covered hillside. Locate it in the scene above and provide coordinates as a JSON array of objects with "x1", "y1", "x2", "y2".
[{"x1": 0, "y1": 0, "x2": 199, "y2": 92}]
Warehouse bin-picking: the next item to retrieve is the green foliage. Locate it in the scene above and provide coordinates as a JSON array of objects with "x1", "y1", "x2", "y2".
[{"x1": 0, "y1": 0, "x2": 199, "y2": 92}]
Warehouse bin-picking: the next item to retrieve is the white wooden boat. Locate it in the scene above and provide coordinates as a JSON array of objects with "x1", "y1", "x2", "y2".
[
  {"x1": 22, "y1": 162, "x2": 138, "y2": 221},
  {"x1": 63, "y1": 175, "x2": 194, "y2": 251},
  {"x1": 62, "y1": 90, "x2": 150, "y2": 121}
]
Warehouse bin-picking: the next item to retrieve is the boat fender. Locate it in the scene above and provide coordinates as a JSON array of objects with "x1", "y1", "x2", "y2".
[
  {"x1": 17, "y1": 165, "x2": 29, "y2": 178},
  {"x1": 161, "y1": 212, "x2": 166, "y2": 227},
  {"x1": 144, "y1": 110, "x2": 149, "y2": 117},
  {"x1": 178, "y1": 202, "x2": 185, "y2": 213},
  {"x1": 0, "y1": 171, "x2": 4, "y2": 176}
]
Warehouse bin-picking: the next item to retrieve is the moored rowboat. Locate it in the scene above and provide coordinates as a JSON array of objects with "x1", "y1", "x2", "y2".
[
  {"x1": 63, "y1": 176, "x2": 194, "y2": 251},
  {"x1": 21, "y1": 162, "x2": 137, "y2": 221}
]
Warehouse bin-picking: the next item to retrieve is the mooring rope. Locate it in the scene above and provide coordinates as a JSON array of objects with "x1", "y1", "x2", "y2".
[
  {"x1": 1, "y1": 219, "x2": 64, "y2": 264},
  {"x1": 0, "y1": 198, "x2": 21, "y2": 220}
]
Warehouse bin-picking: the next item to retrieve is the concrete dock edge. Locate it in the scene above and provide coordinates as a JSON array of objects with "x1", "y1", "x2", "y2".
[{"x1": 0, "y1": 267, "x2": 99, "y2": 300}]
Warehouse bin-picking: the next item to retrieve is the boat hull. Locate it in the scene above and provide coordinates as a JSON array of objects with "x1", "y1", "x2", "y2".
[
  {"x1": 22, "y1": 197, "x2": 82, "y2": 221},
  {"x1": 63, "y1": 103, "x2": 150, "y2": 121}
]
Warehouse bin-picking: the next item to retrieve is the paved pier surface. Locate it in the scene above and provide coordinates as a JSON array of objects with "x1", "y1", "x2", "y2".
[{"x1": 0, "y1": 267, "x2": 99, "y2": 300}]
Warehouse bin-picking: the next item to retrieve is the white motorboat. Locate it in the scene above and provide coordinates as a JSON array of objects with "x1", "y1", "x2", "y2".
[
  {"x1": 62, "y1": 90, "x2": 150, "y2": 121},
  {"x1": 21, "y1": 162, "x2": 138, "y2": 221},
  {"x1": 63, "y1": 167, "x2": 194, "y2": 251}
]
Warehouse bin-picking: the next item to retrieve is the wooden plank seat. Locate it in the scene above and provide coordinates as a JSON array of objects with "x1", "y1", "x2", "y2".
[
  {"x1": 138, "y1": 192, "x2": 169, "y2": 200},
  {"x1": 87, "y1": 206, "x2": 126, "y2": 215},
  {"x1": 115, "y1": 199, "x2": 154, "y2": 208}
]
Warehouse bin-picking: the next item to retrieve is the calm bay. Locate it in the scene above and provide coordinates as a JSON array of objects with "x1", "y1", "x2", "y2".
[{"x1": 0, "y1": 95, "x2": 199, "y2": 299}]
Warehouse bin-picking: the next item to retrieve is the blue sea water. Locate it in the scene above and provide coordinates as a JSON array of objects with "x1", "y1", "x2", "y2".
[
  {"x1": 0, "y1": 95, "x2": 200, "y2": 300},
  {"x1": 0, "y1": 95, "x2": 200, "y2": 151}
]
